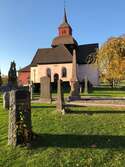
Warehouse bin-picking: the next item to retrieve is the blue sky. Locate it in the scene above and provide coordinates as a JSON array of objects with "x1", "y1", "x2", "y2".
[{"x1": 0, "y1": 0, "x2": 125, "y2": 74}]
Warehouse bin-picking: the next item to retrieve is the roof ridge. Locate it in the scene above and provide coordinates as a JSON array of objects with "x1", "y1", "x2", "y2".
[
  {"x1": 38, "y1": 48, "x2": 51, "y2": 50},
  {"x1": 59, "y1": 45, "x2": 72, "y2": 56}
]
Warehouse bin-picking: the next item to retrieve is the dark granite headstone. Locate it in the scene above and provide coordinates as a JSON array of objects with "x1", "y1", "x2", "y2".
[
  {"x1": 8, "y1": 90, "x2": 32, "y2": 146},
  {"x1": 40, "y1": 76, "x2": 51, "y2": 103},
  {"x1": 56, "y1": 79, "x2": 65, "y2": 113}
]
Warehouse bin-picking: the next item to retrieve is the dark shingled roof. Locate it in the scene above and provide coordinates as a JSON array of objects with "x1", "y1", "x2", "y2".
[
  {"x1": 52, "y1": 35, "x2": 78, "y2": 47},
  {"x1": 18, "y1": 65, "x2": 30, "y2": 72},
  {"x1": 77, "y1": 43, "x2": 99, "y2": 64},
  {"x1": 30, "y1": 44, "x2": 98, "y2": 67},
  {"x1": 31, "y1": 45, "x2": 72, "y2": 66}
]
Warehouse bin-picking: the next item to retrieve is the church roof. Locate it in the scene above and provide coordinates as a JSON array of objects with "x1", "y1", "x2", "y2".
[
  {"x1": 31, "y1": 44, "x2": 98, "y2": 66},
  {"x1": 52, "y1": 35, "x2": 78, "y2": 47},
  {"x1": 77, "y1": 43, "x2": 99, "y2": 64},
  {"x1": 18, "y1": 65, "x2": 30, "y2": 72},
  {"x1": 31, "y1": 45, "x2": 72, "y2": 66}
]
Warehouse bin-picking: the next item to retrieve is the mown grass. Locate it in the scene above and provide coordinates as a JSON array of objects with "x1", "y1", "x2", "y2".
[
  {"x1": 1, "y1": 93, "x2": 125, "y2": 166},
  {"x1": 82, "y1": 86, "x2": 125, "y2": 97},
  {"x1": 33, "y1": 86, "x2": 125, "y2": 99}
]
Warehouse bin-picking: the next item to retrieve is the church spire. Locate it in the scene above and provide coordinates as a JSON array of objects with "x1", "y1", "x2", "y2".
[
  {"x1": 51, "y1": 5, "x2": 78, "y2": 47},
  {"x1": 63, "y1": 7, "x2": 68, "y2": 24},
  {"x1": 58, "y1": 7, "x2": 72, "y2": 36}
]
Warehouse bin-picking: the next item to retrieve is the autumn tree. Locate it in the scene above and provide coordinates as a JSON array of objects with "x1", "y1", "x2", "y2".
[{"x1": 96, "y1": 36, "x2": 125, "y2": 87}]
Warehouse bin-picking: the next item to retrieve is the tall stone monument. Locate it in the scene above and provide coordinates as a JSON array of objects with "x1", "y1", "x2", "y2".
[
  {"x1": 40, "y1": 76, "x2": 52, "y2": 103},
  {"x1": 56, "y1": 79, "x2": 65, "y2": 113},
  {"x1": 69, "y1": 49, "x2": 80, "y2": 100},
  {"x1": 8, "y1": 90, "x2": 32, "y2": 146}
]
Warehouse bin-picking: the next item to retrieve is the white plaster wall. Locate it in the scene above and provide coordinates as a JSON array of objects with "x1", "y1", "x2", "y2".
[
  {"x1": 30, "y1": 67, "x2": 38, "y2": 83},
  {"x1": 31, "y1": 63, "x2": 72, "y2": 83},
  {"x1": 78, "y1": 64, "x2": 99, "y2": 86},
  {"x1": 31, "y1": 63, "x2": 99, "y2": 86}
]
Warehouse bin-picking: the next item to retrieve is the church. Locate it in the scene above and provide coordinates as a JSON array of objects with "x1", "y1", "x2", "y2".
[{"x1": 18, "y1": 9, "x2": 99, "y2": 89}]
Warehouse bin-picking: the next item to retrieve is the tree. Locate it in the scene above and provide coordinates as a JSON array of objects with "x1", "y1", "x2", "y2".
[
  {"x1": 0, "y1": 70, "x2": 2, "y2": 86},
  {"x1": 8, "y1": 61, "x2": 17, "y2": 87},
  {"x1": 96, "y1": 36, "x2": 125, "y2": 87}
]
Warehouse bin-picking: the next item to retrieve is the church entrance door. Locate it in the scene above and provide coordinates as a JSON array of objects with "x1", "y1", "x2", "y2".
[{"x1": 53, "y1": 73, "x2": 59, "y2": 92}]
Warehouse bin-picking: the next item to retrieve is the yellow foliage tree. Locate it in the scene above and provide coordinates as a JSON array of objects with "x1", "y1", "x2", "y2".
[{"x1": 96, "y1": 36, "x2": 125, "y2": 87}]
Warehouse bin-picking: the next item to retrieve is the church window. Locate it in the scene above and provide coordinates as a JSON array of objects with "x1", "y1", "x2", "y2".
[
  {"x1": 62, "y1": 67, "x2": 67, "y2": 77},
  {"x1": 33, "y1": 69, "x2": 36, "y2": 82},
  {"x1": 46, "y1": 68, "x2": 51, "y2": 78}
]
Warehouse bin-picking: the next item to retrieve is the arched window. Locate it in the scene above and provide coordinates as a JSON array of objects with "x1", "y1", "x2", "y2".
[
  {"x1": 46, "y1": 68, "x2": 51, "y2": 78},
  {"x1": 61, "y1": 67, "x2": 67, "y2": 78},
  {"x1": 33, "y1": 69, "x2": 36, "y2": 82}
]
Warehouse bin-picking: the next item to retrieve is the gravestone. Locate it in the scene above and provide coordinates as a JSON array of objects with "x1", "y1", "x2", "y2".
[
  {"x1": 3, "y1": 91, "x2": 10, "y2": 110},
  {"x1": 40, "y1": 76, "x2": 51, "y2": 103},
  {"x1": 0, "y1": 70, "x2": 2, "y2": 87},
  {"x1": 69, "y1": 49, "x2": 80, "y2": 100},
  {"x1": 8, "y1": 90, "x2": 32, "y2": 146},
  {"x1": 84, "y1": 76, "x2": 88, "y2": 95},
  {"x1": 56, "y1": 79, "x2": 65, "y2": 113},
  {"x1": 29, "y1": 81, "x2": 34, "y2": 100}
]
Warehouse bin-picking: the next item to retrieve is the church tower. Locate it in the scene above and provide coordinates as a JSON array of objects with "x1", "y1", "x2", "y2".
[
  {"x1": 52, "y1": 8, "x2": 78, "y2": 49},
  {"x1": 58, "y1": 8, "x2": 72, "y2": 36}
]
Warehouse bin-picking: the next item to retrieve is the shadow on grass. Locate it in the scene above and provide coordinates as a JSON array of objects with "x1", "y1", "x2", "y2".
[
  {"x1": 93, "y1": 87, "x2": 125, "y2": 91},
  {"x1": 32, "y1": 105, "x2": 56, "y2": 109},
  {"x1": 32, "y1": 134, "x2": 125, "y2": 149},
  {"x1": 66, "y1": 110, "x2": 125, "y2": 115},
  {"x1": 80, "y1": 98, "x2": 125, "y2": 100}
]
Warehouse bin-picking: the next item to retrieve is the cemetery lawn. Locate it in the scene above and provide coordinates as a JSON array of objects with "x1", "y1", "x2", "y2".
[
  {"x1": 34, "y1": 87, "x2": 125, "y2": 99},
  {"x1": 83, "y1": 87, "x2": 125, "y2": 97},
  {"x1": 1, "y1": 96, "x2": 125, "y2": 166}
]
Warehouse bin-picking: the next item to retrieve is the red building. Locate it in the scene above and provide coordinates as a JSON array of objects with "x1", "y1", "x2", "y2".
[{"x1": 18, "y1": 65, "x2": 30, "y2": 86}]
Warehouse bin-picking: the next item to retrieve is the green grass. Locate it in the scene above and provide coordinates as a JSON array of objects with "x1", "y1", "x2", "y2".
[
  {"x1": 33, "y1": 86, "x2": 125, "y2": 99},
  {"x1": 82, "y1": 87, "x2": 125, "y2": 97},
  {"x1": 1, "y1": 94, "x2": 125, "y2": 166}
]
